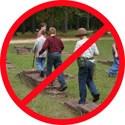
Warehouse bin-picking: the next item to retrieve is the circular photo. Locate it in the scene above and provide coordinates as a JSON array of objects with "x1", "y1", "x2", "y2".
[{"x1": 1, "y1": 1, "x2": 124, "y2": 124}]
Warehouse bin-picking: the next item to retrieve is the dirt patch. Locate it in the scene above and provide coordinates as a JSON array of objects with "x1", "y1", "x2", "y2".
[
  {"x1": 14, "y1": 45, "x2": 32, "y2": 55},
  {"x1": 10, "y1": 37, "x2": 114, "y2": 44},
  {"x1": 65, "y1": 99, "x2": 98, "y2": 115}
]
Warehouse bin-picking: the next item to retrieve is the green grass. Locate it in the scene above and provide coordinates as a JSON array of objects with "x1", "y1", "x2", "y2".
[
  {"x1": 12, "y1": 30, "x2": 112, "y2": 40},
  {"x1": 7, "y1": 39, "x2": 116, "y2": 119}
]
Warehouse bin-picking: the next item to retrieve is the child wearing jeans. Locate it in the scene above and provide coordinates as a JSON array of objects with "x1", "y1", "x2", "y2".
[
  {"x1": 39, "y1": 27, "x2": 67, "y2": 91},
  {"x1": 108, "y1": 43, "x2": 119, "y2": 77},
  {"x1": 33, "y1": 31, "x2": 47, "y2": 77}
]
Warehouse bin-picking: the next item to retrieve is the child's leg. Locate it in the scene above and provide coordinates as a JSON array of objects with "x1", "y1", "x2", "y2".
[
  {"x1": 78, "y1": 66, "x2": 88, "y2": 104},
  {"x1": 36, "y1": 57, "x2": 43, "y2": 72},
  {"x1": 108, "y1": 58, "x2": 119, "y2": 75},
  {"x1": 40, "y1": 58, "x2": 46, "y2": 71}
]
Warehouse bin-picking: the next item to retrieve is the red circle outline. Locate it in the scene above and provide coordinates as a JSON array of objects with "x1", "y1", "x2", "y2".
[{"x1": 0, "y1": 1, "x2": 125, "y2": 124}]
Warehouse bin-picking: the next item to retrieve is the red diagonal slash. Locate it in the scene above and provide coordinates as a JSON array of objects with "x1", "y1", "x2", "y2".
[{"x1": 22, "y1": 25, "x2": 109, "y2": 105}]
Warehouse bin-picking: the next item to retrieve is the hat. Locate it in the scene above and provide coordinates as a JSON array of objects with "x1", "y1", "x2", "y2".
[{"x1": 75, "y1": 28, "x2": 88, "y2": 37}]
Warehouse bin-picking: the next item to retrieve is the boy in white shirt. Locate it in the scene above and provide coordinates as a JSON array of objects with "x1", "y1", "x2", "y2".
[
  {"x1": 74, "y1": 28, "x2": 100, "y2": 104},
  {"x1": 33, "y1": 31, "x2": 47, "y2": 77}
]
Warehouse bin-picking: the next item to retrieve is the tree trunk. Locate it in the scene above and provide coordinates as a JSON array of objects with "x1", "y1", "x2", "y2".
[
  {"x1": 76, "y1": 16, "x2": 80, "y2": 29},
  {"x1": 21, "y1": 23, "x2": 25, "y2": 34},
  {"x1": 31, "y1": 15, "x2": 36, "y2": 34},
  {"x1": 86, "y1": 13, "x2": 90, "y2": 30},
  {"x1": 47, "y1": 8, "x2": 54, "y2": 27},
  {"x1": 50, "y1": 8, "x2": 54, "y2": 26},
  {"x1": 62, "y1": 8, "x2": 68, "y2": 33}
]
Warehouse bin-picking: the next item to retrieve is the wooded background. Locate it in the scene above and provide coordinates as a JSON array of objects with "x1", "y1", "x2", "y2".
[{"x1": 16, "y1": 7, "x2": 103, "y2": 34}]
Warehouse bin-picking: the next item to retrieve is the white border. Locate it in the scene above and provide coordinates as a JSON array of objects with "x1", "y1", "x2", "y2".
[{"x1": 0, "y1": 0, "x2": 125, "y2": 125}]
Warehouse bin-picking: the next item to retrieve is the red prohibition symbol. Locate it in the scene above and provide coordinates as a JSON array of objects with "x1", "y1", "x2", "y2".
[{"x1": 0, "y1": 1, "x2": 125, "y2": 124}]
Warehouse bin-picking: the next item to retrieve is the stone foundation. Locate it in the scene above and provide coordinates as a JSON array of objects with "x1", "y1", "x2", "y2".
[
  {"x1": 14, "y1": 45, "x2": 32, "y2": 55},
  {"x1": 17, "y1": 69, "x2": 75, "y2": 96},
  {"x1": 65, "y1": 99, "x2": 98, "y2": 115}
]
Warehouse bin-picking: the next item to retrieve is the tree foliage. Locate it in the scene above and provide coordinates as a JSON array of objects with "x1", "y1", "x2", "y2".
[{"x1": 16, "y1": 7, "x2": 103, "y2": 34}]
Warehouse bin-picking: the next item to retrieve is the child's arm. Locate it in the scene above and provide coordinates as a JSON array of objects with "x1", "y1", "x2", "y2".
[
  {"x1": 37, "y1": 29, "x2": 43, "y2": 38},
  {"x1": 93, "y1": 43, "x2": 99, "y2": 56},
  {"x1": 37, "y1": 27, "x2": 46, "y2": 38},
  {"x1": 112, "y1": 44, "x2": 118, "y2": 58}
]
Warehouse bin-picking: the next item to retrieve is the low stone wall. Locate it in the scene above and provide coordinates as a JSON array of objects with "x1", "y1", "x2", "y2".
[
  {"x1": 17, "y1": 69, "x2": 75, "y2": 97},
  {"x1": 14, "y1": 45, "x2": 32, "y2": 55},
  {"x1": 65, "y1": 99, "x2": 98, "y2": 115}
]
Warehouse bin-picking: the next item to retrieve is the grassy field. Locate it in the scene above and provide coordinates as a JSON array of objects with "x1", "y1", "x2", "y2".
[
  {"x1": 13, "y1": 30, "x2": 112, "y2": 40},
  {"x1": 7, "y1": 39, "x2": 116, "y2": 119}
]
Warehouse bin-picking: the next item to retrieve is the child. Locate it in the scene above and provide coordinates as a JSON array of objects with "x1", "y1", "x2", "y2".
[
  {"x1": 108, "y1": 43, "x2": 119, "y2": 76},
  {"x1": 74, "y1": 28, "x2": 100, "y2": 104},
  {"x1": 33, "y1": 30, "x2": 47, "y2": 77},
  {"x1": 39, "y1": 27, "x2": 67, "y2": 91},
  {"x1": 37, "y1": 22, "x2": 47, "y2": 38}
]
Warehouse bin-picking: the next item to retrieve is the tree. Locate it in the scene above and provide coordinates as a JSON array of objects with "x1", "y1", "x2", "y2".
[
  {"x1": 48, "y1": 8, "x2": 54, "y2": 27},
  {"x1": 62, "y1": 7, "x2": 68, "y2": 33},
  {"x1": 86, "y1": 13, "x2": 90, "y2": 30},
  {"x1": 31, "y1": 15, "x2": 36, "y2": 34},
  {"x1": 16, "y1": 7, "x2": 103, "y2": 34},
  {"x1": 76, "y1": 16, "x2": 80, "y2": 29},
  {"x1": 21, "y1": 22, "x2": 25, "y2": 34}
]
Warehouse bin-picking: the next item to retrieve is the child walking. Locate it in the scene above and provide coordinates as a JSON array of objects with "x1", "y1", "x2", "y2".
[
  {"x1": 33, "y1": 31, "x2": 47, "y2": 77},
  {"x1": 108, "y1": 43, "x2": 119, "y2": 76},
  {"x1": 39, "y1": 27, "x2": 67, "y2": 91},
  {"x1": 74, "y1": 28, "x2": 100, "y2": 104}
]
